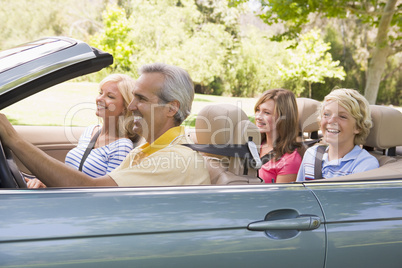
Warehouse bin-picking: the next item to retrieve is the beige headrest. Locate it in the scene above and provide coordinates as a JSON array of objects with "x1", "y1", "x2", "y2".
[
  {"x1": 364, "y1": 105, "x2": 402, "y2": 149},
  {"x1": 296, "y1": 98, "x2": 321, "y2": 133},
  {"x1": 233, "y1": 120, "x2": 261, "y2": 146},
  {"x1": 195, "y1": 104, "x2": 250, "y2": 145}
]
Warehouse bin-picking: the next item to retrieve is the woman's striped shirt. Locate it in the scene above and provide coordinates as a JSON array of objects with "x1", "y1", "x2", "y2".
[{"x1": 65, "y1": 125, "x2": 134, "y2": 178}]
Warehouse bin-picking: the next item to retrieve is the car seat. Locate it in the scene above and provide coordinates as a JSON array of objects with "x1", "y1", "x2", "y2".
[
  {"x1": 296, "y1": 98, "x2": 321, "y2": 139},
  {"x1": 194, "y1": 104, "x2": 263, "y2": 185},
  {"x1": 295, "y1": 98, "x2": 323, "y2": 158},
  {"x1": 364, "y1": 105, "x2": 402, "y2": 166}
]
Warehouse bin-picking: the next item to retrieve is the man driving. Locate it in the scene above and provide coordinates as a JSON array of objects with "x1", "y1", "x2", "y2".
[{"x1": 0, "y1": 63, "x2": 211, "y2": 187}]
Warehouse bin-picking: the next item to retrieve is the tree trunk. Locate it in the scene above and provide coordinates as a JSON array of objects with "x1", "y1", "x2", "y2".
[{"x1": 364, "y1": 0, "x2": 397, "y2": 104}]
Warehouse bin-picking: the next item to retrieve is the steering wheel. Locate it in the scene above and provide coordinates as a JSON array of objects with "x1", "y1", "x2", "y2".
[{"x1": 0, "y1": 139, "x2": 27, "y2": 188}]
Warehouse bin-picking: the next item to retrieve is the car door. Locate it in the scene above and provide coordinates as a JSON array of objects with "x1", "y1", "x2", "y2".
[
  {"x1": 306, "y1": 180, "x2": 402, "y2": 268},
  {"x1": 0, "y1": 183, "x2": 325, "y2": 267}
]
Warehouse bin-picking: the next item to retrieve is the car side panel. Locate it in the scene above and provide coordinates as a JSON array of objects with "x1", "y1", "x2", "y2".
[
  {"x1": 0, "y1": 185, "x2": 325, "y2": 267},
  {"x1": 306, "y1": 180, "x2": 402, "y2": 268},
  {"x1": 13, "y1": 125, "x2": 85, "y2": 173}
]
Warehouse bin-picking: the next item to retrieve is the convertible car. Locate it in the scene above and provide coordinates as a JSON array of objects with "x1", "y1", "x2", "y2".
[{"x1": 1, "y1": 37, "x2": 402, "y2": 267}]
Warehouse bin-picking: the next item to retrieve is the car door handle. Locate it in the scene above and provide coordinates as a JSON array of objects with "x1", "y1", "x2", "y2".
[{"x1": 247, "y1": 215, "x2": 321, "y2": 231}]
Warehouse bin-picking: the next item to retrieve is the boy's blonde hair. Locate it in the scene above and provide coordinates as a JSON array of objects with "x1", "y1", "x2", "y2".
[{"x1": 320, "y1": 88, "x2": 372, "y2": 145}]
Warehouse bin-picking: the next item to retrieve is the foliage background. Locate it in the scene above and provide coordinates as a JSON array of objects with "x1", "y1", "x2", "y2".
[{"x1": 0, "y1": 0, "x2": 401, "y2": 104}]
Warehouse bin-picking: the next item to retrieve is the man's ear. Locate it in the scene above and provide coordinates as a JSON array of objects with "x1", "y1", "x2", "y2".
[{"x1": 166, "y1": 100, "x2": 180, "y2": 118}]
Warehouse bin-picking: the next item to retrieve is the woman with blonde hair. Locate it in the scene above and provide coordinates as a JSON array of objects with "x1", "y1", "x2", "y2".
[
  {"x1": 296, "y1": 88, "x2": 379, "y2": 181},
  {"x1": 27, "y1": 74, "x2": 140, "y2": 188},
  {"x1": 254, "y1": 88, "x2": 302, "y2": 183},
  {"x1": 65, "y1": 73, "x2": 141, "y2": 177}
]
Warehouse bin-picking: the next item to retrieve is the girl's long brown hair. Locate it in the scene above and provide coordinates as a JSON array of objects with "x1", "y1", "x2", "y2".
[{"x1": 254, "y1": 88, "x2": 300, "y2": 160}]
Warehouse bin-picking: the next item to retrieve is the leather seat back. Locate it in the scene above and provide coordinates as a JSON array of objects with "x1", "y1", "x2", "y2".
[
  {"x1": 364, "y1": 105, "x2": 402, "y2": 165},
  {"x1": 195, "y1": 104, "x2": 262, "y2": 184},
  {"x1": 296, "y1": 97, "x2": 321, "y2": 140}
]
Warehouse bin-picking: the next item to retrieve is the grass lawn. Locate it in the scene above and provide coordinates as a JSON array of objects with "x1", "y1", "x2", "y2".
[{"x1": 1, "y1": 82, "x2": 258, "y2": 127}]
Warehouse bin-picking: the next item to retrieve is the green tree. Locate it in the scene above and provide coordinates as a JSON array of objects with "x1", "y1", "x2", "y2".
[
  {"x1": 0, "y1": 1, "x2": 67, "y2": 49},
  {"x1": 90, "y1": 4, "x2": 135, "y2": 72},
  {"x1": 322, "y1": 25, "x2": 366, "y2": 95},
  {"x1": 124, "y1": 0, "x2": 239, "y2": 91},
  {"x1": 377, "y1": 55, "x2": 402, "y2": 105},
  {"x1": 0, "y1": 0, "x2": 105, "y2": 49},
  {"x1": 278, "y1": 30, "x2": 346, "y2": 98},
  {"x1": 231, "y1": 0, "x2": 402, "y2": 104},
  {"x1": 227, "y1": 25, "x2": 286, "y2": 97}
]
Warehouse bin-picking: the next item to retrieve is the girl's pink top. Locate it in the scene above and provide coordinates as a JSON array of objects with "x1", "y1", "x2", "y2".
[{"x1": 259, "y1": 150, "x2": 302, "y2": 183}]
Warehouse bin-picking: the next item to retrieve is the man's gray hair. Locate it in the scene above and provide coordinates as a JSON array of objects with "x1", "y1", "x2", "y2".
[{"x1": 139, "y1": 63, "x2": 194, "y2": 125}]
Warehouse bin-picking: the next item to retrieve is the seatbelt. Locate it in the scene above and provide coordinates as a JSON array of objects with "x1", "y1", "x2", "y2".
[
  {"x1": 314, "y1": 145, "x2": 327, "y2": 180},
  {"x1": 303, "y1": 139, "x2": 321, "y2": 147},
  {"x1": 183, "y1": 137, "x2": 262, "y2": 170},
  {"x1": 78, "y1": 129, "x2": 101, "y2": 171}
]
